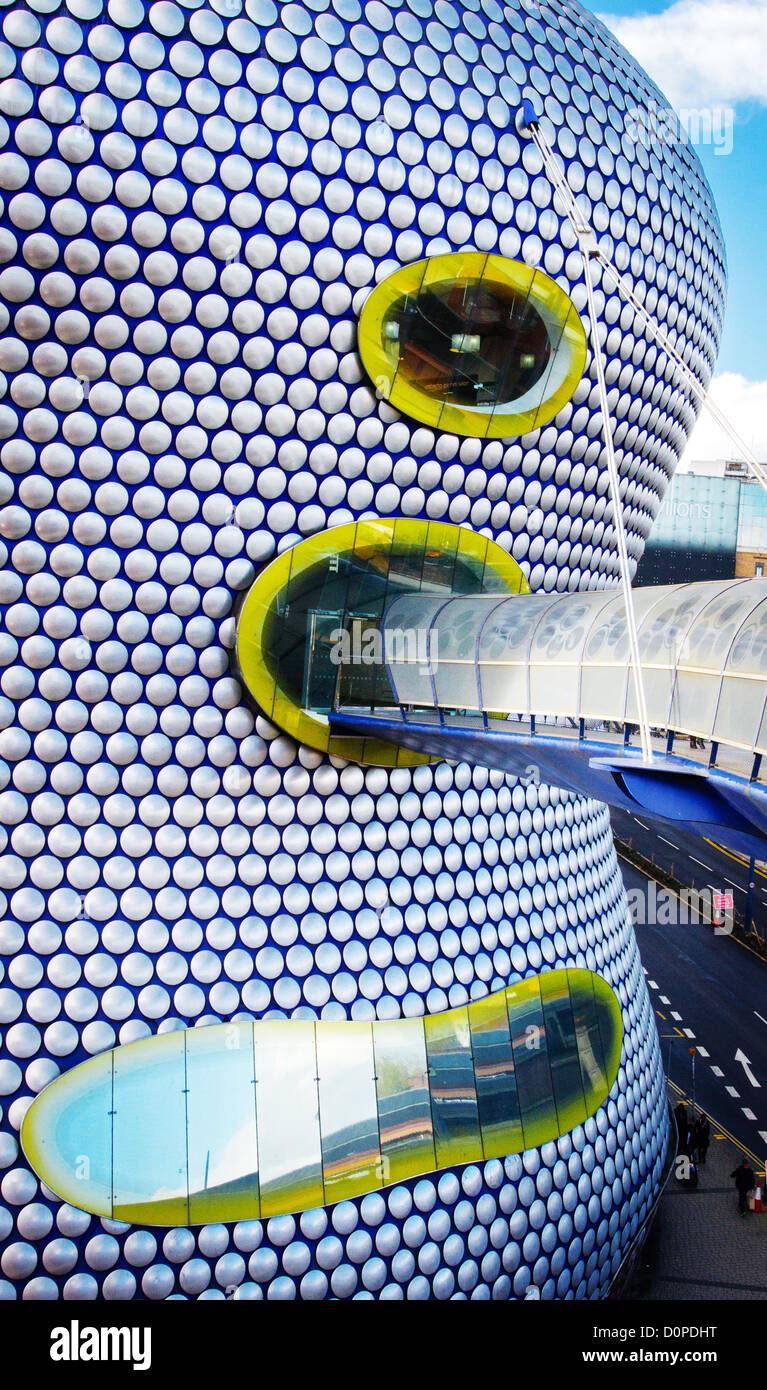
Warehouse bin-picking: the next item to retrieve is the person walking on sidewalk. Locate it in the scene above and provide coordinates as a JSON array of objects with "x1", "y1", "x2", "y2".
[
  {"x1": 695, "y1": 1114, "x2": 711, "y2": 1165},
  {"x1": 731, "y1": 1159, "x2": 755, "y2": 1215}
]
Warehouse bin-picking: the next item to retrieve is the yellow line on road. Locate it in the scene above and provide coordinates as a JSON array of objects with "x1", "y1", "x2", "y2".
[{"x1": 705, "y1": 839, "x2": 767, "y2": 879}]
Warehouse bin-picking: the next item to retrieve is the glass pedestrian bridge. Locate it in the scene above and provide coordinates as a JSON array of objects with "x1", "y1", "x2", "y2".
[
  {"x1": 349, "y1": 578, "x2": 767, "y2": 776},
  {"x1": 234, "y1": 522, "x2": 767, "y2": 857}
]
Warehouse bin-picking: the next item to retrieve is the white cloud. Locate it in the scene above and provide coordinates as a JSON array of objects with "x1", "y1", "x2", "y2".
[
  {"x1": 679, "y1": 372, "x2": 767, "y2": 468},
  {"x1": 598, "y1": 0, "x2": 767, "y2": 109}
]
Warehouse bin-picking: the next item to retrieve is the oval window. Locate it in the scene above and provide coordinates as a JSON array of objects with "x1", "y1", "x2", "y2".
[
  {"x1": 357, "y1": 252, "x2": 587, "y2": 438},
  {"x1": 233, "y1": 517, "x2": 528, "y2": 767}
]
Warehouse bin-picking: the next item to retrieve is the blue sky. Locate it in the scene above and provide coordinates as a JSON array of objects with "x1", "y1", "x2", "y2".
[{"x1": 594, "y1": 0, "x2": 767, "y2": 460}]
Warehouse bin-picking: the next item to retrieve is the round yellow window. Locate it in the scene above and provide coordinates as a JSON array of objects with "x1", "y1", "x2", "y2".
[{"x1": 357, "y1": 252, "x2": 587, "y2": 439}]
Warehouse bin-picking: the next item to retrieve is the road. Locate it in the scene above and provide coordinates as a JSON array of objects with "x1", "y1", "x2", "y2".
[{"x1": 611, "y1": 807, "x2": 767, "y2": 1166}]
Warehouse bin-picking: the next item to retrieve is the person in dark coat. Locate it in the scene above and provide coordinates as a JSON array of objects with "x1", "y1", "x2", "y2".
[
  {"x1": 674, "y1": 1102, "x2": 690, "y2": 1155},
  {"x1": 731, "y1": 1160, "x2": 755, "y2": 1215},
  {"x1": 695, "y1": 1114, "x2": 711, "y2": 1165}
]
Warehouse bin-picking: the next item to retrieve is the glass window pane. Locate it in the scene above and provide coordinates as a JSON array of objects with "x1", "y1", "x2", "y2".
[
  {"x1": 478, "y1": 663, "x2": 528, "y2": 715},
  {"x1": 568, "y1": 969, "x2": 607, "y2": 1115},
  {"x1": 539, "y1": 972, "x2": 587, "y2": 1134},
  {"x1": 433, "y1": 661, "x2": 481, "y2": 710},
  {"x1": 372, "y1": 1017, "x2": 435, "y2": 1186},
  {"x1": 579, "y1": 665, "x2": 627, "y2": 722},
  {"x1": 254, "y1": 1021, "x2": 324, "y2": 1218},
  {"x1": 507, "y1": 978, "x2": 557, "y2": 1149},
  {"x1": 669, "y1": 671, "x2": 720, "y2": 739},
  {"x1": 186, "y1": 1022, "x2": 258, "y2": 1225},
  {"x1": 424, "y1": 1007, "x2": 481, "y2": 1167},
  {"x1": 112, "y1": 1032, "x2": 189, "y2": 1225},
  {"x1": 317, "y1": 1021, "x2": 381, "y2": 1203},
  {"x1": 529, "y1": 664, "x2": 580, "y2": 716},
  {"x1": 22, "y1": 1050, "x2": 113, "y2": 1219},
  {"x1": 468, "y1": 990, "x2": 523, "y2": 1158},
  {"x1": 713, "y1": 676, "x2": 766, "y2": 749}
]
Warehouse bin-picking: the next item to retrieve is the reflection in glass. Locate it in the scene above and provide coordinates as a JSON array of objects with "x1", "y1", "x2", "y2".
[
  {"x1": 186, "y1": 1022, "x2": 258, "y2": 1224},
  {"x1": 424, "y1": 1007, "x2": 481, "y2": 1167},
  {"x1": 25, "y1": 1051, "x2": 114, "y2": 1220},
  {"x1": 383, "y1": 266, "x2": 551, "y2": 412},
  {"x1": 568, "y1": 969, "x2": 608, "y2": 1114},
  {"x1": 112, "y1": 1032, "x2": 189, "y2": 1224},
  {"x1": 540, "y1": 971, "x2": 587, "y2": 1134},
  {"x1": 507, "y1": 979, "x2": 556, "y2": 1151},
  {"x1": 469, "y1": 990, "x2": 523, "y2": 1158},
  {"x1": 317, "y1": 1021, "x2": 381, "y2": 1202},
  {"x1": 373, "y1": 1016, "x2": 435, "y2": 1185},
  {"x1": 22, "y1": 973, "x2": 624, "y2": 1226},
  {"x1": 254, "y1": 1021, "x2": 324, "y2": 1218}
]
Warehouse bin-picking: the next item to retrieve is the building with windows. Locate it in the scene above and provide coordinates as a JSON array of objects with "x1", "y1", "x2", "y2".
[
  {"x1": 0, "y1": 0, "x2": 726, "y2": 1302},
  {"x1": 636, "y1": 465, "x2": 767, "y2": 586}
]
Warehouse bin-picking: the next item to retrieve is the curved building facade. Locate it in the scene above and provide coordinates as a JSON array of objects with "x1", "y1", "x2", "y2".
[{"x1": 0, "y1": 0, "x2": 725, "y2": 1300}]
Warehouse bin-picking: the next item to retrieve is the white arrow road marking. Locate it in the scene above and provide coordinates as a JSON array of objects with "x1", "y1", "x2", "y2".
[{"x1": 735, "y1": 1049, "x2": 762, "y2": 1089}]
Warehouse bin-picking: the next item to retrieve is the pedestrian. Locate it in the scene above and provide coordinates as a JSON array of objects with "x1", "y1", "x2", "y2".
[
  {"x1": 731, "y1": 1159, "x2": 755, "y2": 1216},
  {"x1": 696, "y1": 1114, "x2": 711, "y2": 1165},
  {"x1": 674, "y1": 1102, "x2": 689, "y2": 1154}
]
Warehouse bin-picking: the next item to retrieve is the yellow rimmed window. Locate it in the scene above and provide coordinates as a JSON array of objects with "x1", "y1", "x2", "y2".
[{"x1": 358, "y1": 251, "x2": 587, "y2": 438}]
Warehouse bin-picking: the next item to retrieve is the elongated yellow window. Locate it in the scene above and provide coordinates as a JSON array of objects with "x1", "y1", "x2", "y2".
[{"x1": 357, "y1": 252, "x2": 587, "y2": 438}]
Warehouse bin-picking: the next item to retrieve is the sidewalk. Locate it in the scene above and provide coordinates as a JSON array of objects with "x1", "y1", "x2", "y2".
[{"x1": 632, "y1": 1107, "x2": 767, "y2": 1300}]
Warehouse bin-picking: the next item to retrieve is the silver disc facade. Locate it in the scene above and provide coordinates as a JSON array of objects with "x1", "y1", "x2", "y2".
[{"x1": 0, "y1": 0, "x2": 725, "y2": 1300}]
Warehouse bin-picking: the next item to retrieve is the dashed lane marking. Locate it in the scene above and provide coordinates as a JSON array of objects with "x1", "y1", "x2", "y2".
[{"x1": 726, "y1": 1085, "x2": 741, "y2": 1098}]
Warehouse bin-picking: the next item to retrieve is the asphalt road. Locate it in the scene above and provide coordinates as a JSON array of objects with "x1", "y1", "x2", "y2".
[{"x1": 610, "y1": 807, "x2": 767, "y2": 1166}]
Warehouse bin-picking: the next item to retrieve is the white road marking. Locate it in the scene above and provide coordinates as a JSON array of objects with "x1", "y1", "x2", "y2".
[
  {"x1": 735, "y1": 1049, "x2": 762, "y2": 1088},
  {"x1": 659, "y1": 996, "x2": 670, "y2": 1005},
  {"x1": 696, "y1": 1046, "x2": 709, "y2": 1058},
  {"x1": 759, "y1": 1131, "x2": 767, "y2": 1146},
  {"x1": 671, "y1": 1011, "x2": 683, "y2": 1021},
  {"x1": 648, "y1": 980, "x2": 658, "y2": 989},
  {"x1": 683, "y1": 1028, "x2": 696, "y2": 1039},
  {"x1": 711, "y1": 1066, "x2": 724, "y2": 1078},
  {"x1": 726, "y1": 1085, "x2": 741, "y2": 1098},
  {"x1": 633, "y1": 818, "x2": 650, "y2": 830},
  {"x1": 755, "y1": 1012, "x2": 767, "y2": 1028},
  {"x1": 690, "y1": 856, "x2": 712, "y2": 871},
  {"x1": 743, "y1": 1108, "x2": 758, "y2": 1121},
  {"x1": 659, "y1": 836, "x2": 679, "y2": 849}
]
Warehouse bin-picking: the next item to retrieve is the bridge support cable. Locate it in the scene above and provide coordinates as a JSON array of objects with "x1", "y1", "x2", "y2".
[
  {"x1": 522, "y1": 109, "x2": 653, "y2": 762},
  {"x1": 523, "y1": 109, "x2": 767, "y2": 495}
]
